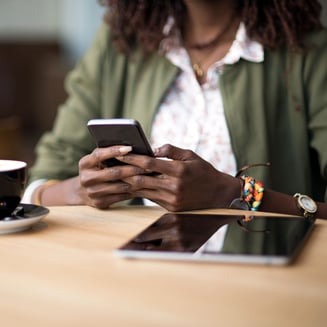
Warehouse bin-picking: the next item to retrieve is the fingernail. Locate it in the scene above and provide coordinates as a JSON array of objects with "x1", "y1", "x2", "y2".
[
  {"x1": 119, "y1": 146, "x2": 132, "y2": 154},
  {"x1": 153, "y1": 147, "x2": 159, "y2": 155}
]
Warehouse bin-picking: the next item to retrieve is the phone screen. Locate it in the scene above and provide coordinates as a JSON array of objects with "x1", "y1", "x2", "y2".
[{"x1": 87, "y1": 119, "x2": 154, "y2": 167}]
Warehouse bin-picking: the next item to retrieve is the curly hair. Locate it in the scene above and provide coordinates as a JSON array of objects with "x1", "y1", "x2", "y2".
[{"x1": 98, "y1": 0, "x2": 323, "y2": 54}]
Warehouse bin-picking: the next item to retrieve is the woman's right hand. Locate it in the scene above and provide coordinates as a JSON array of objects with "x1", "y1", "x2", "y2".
[
  {"x1": 76, "y1": 145, "x2": 150, "y2": 208},
  {"x1": 37, "y1": 145, "x2": 147, "y2": 208}
]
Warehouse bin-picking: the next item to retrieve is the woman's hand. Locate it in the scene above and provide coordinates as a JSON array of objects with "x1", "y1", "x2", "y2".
[
  {"x1": 119, "y1": 144, "x2": 240, "y2": 211},
  {"x1": 76, "y1": 145, "x2": 148, "y2": 208},
  {"x1": 37, "y1": 144, "x2": 240, "y2": 211},
  {"x1": 35, "y1": 145, "x2": 150, "y2": 207}
]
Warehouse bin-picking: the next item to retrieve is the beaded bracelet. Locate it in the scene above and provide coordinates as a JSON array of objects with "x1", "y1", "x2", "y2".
[
  {"x1": 229, "y1": 162, "x2": 270, "y2": 221},
  {"x1": 240, "y1": 175, "x2": 265, "y2": 211}
]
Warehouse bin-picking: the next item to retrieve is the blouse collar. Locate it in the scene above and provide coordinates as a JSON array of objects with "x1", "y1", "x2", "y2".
[{"x1": 160, "y1": 19, "x2": 264, "y2": 64}]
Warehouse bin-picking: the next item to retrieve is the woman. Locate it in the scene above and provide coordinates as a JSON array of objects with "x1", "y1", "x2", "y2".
[{"x1": 25, "y1": 0, "x2": 327, "y2": 218}]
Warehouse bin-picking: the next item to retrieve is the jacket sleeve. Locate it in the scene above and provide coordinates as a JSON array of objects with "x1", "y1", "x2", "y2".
[
  {"x1": 28, "y1": 24, "x2": 111, "y2": 182},
  {"x1": 304, "y1": 29, "x2": 327, "y2": 201}
]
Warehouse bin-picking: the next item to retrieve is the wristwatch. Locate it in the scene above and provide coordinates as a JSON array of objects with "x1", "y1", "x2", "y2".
[{"x1": 293, "y1": 193, "x2": 317, "y2": 219}]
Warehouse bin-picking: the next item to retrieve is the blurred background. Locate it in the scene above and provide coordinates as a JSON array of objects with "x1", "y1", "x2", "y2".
[
  {"x1": 0, "y1": 0, "x2": 326, "y2": 167},
  {"x1": 0, "y1": 0, "x2": 104, "y2": 165}
]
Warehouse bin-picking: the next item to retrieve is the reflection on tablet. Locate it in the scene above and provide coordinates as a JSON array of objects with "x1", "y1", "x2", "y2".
[{"x1": 115, "y1": 213, "x2": 315, "y2": 265}]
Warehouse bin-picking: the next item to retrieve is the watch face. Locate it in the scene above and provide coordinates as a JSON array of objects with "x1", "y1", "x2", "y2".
[{"x1": 300, "y1": 195, "x2": 317, "y2": 213}]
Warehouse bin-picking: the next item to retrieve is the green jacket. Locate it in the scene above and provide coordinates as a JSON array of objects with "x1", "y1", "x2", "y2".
[{"x1": 30, "y1": 24, "x2": 327, "y2": 202}]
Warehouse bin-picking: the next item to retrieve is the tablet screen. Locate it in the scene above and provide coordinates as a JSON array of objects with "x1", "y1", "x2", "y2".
[{"x1": 115, "y1": 213, "x2": 315, "y2": 265}]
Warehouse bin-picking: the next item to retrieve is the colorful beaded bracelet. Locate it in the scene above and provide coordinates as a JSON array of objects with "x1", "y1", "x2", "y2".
[
  {"x1": 240, "y1": 175, "x2": 265, "y2": 211},
  {"x1": 229, "y1": 162, "x2": 270, "y2": 221}
]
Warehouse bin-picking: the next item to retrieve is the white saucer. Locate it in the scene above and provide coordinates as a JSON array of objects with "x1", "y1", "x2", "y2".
[{"x1": 0, "y1": 203, "x2": 49, "y2": 234}]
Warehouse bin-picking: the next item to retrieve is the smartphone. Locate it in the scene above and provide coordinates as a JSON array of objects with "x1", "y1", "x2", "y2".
[{"x1": 87, "y1": 118, "x2": 154, "y2": 167}]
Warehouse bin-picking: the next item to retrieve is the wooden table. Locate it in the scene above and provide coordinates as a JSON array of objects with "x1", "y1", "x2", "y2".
[{"x1": 0, "y1": 205, "x2": 326, "y2": 327}]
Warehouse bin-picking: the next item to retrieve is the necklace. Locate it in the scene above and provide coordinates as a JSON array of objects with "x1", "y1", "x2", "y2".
[
  {"x1": 187, "y1": 12, "x2": 238, "y2": 82},
  {"x1": 191, "y1": 41, "x2": 230, "y2": 81}
]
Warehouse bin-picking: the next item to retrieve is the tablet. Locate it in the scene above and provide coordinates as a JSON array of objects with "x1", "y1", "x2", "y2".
[{"x1": 114, "y1": 213, "x2": 315, "y2": 265}]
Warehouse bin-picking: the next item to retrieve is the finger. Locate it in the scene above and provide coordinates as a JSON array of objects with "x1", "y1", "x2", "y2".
[
  {"x1": 132, "y1": 187, "x2": 183, "y2": 212},
  {"x1": 79, "y1": 146, "x2": 132, "y2": 169},
  {"x1": 117, "y1": 153, "x2": 183, "y2": 177},
  {"x1": 83, "y1": 179, "x2": 131, "y2": 197},
  {"x1": 87, "y1": 192, "x2": 133, "y2": 209},
  {"x1": 123, "y1": 173, "x2": 179, "y2": 193},
  {"x1": 154, "y1": 144, "x2": 197, "y2": 161},
  {"x1": 80, "y1": 164, "x2": 148, "y2": 186},
  {"x1": 83, "y1": 178, "x2": 133, "y2": 207}
]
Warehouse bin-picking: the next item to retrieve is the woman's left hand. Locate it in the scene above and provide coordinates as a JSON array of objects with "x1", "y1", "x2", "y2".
[{"x1": 119, "y1": 144, "x2": 240, "y2": 211}]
